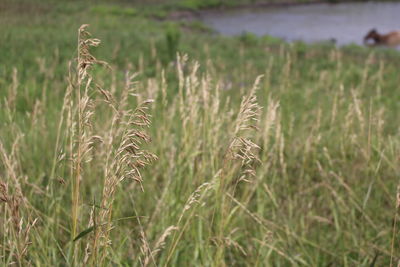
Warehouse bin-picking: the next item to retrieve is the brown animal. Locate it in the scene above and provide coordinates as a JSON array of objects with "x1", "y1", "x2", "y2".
[{"x1": 364, "y1": 29, "x2": 400, "y2": 47}]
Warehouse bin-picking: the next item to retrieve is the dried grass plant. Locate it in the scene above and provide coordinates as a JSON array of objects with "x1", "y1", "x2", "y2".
[{"x1": 67, "y1": 25, "x2": 157, "y2": 265}]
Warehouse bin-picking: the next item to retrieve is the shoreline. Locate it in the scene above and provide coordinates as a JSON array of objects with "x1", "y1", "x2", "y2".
[{"x1": 167, "y1": 0, "x2": 395, "y2": 19}]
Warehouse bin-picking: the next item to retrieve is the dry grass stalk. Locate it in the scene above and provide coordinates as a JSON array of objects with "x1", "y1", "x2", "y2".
[
  {"x1": 143, "y1": 226, "x2": 178, "y2": 267},
  {"x1": 50, "y1": 63, "x2": 74, "y2": 182},
  {"x1": 215, "y1": 76, "x2": 263, "y2": 265},
  {"x1": 82, "y1": 51, "x2": 157, "y2": 265},
  {"x1": 0, "y1": 141, "x2": 37, "y2": 266},
  {"x1": 165, "y1": 180, "x2": 215, "y2": 265},
  {"x1": 69, "y1": 25, "x2": 110, "y2": 266},
  {"x1": 139, "y1": 226, "x2": 152, "y2": 266},
  {"x1": 227, "y1": 75, "x2": 263, "y2": 182},
  {"x1": 67, "y1": 25, "x2": 158, "y2": 265},
  {"x1": 0, "y1": 138, "x2": 23, "y2": 195}
]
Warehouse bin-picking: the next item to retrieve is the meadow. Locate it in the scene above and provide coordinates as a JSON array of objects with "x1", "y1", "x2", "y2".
[{"x1": 2, "y1": 0, "x2": 400, "y2": 266}]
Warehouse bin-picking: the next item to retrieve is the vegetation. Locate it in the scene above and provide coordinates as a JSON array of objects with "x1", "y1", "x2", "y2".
[{"x1": 2, "y1": 0, "x2": 400, "y2": 266}]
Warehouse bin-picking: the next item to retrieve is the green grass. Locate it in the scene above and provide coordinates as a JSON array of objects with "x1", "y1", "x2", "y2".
[
  {"x1": 1, "y1": 0, "x2": 400, "y2": 266},
  {"x1": 91, "y1": 5, "x2": 137, "y2": 16}
]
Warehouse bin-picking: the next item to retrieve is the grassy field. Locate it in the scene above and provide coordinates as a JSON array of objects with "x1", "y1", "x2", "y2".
[{"x1": 2, "y1": 0, "x2": 400, "y2": 266}]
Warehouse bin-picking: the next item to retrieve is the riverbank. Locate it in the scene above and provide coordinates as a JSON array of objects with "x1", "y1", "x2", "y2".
[
  {"x1": 198, "y1": 2, "x2": 400, "y2": 47},
  {"x1": 163, "y1": 0, "x2": 400, "y2": 18}
]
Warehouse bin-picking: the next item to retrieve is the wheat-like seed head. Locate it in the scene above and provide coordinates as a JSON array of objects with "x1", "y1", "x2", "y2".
[
  {"x1": 143, "y1": 226, "x2": 178, "y2": 267},
  {"x1": 227, "y1": 76, "x2": 263, "y2": 181},
  {"x1": 114, "y1": 100, "x2": 158, "y2": 190},
  {"x1": 78, "y1": 25, "x2": 108, "y2": 82}
]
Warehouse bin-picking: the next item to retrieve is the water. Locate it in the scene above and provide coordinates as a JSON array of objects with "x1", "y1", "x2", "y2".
[{"x1": 201, "y1": 2, "x2": 400, "y2": 46}]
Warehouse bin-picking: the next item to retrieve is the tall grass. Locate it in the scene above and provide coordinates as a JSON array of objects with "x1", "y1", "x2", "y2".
[{"x1": 1, "y1": 21, "x2": 400, "y2": 266}]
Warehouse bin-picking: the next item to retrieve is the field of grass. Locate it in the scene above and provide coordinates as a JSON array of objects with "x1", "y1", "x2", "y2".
[{"x1": 2, "y1": 0, "x2": 400, "y2": 266}]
